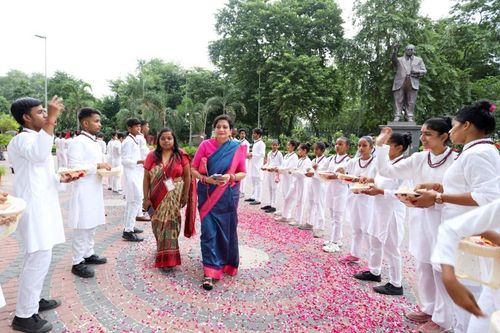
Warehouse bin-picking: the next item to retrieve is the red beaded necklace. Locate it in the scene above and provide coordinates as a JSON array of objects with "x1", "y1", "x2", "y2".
[
  {"x1": 454, "y1": 140, "x2": 495, "y2": 160},
  {"x1": 334, "y1": 154, "x2": 349, "y2": 164},
  {"x1": 427, "y1": 148, "x2": 452, "y2": 168},
  {"x1": 358, "y1": 156, "x2": 374, "y2": 168},
  {"x1": 392, "y1": 155, "x2": 405, "y2": 165}
]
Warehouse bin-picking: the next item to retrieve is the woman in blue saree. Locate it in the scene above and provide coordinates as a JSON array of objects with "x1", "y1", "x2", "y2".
[{"x1": 191, "y1": 115, "x2": 247, "y2": 290}]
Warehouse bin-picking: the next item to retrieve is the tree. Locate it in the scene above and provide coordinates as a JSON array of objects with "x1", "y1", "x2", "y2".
[
  {"x1": 0, "y1": 96, "x2": 10, "y2": 114},
  {"x1": 0, "y1": 114, "x2": 19, "y2": 133},
  {"x1": 209, "y1": 0, "x2": 344, "y2": 136}
]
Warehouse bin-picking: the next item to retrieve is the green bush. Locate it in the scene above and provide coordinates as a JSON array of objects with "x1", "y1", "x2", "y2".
[
  {"x1": 0, "y1": 165, "x2": 6, "y2": 177},
  {"x1": 181, "y1": 146, "x2": 198, "y2": 157},
  {"x1": 0, "y1": 133, "x2": 13, "y2": 147}
]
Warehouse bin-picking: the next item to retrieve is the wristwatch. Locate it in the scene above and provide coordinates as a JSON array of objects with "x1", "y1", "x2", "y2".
[{"x1": 435, "y1": 193, "x2": 443, "y2": 204}]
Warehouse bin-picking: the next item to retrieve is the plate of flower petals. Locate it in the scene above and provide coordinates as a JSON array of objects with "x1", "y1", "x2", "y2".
[
  {"x1": 350, "y1": 183, "x2": 375, "y2": 194},
  {"x1": 337, "y1": 173, "x2": 359, "y2": 184},
  {"x1": 0, "y1": 196, "x2": 27, "y2": 239}
]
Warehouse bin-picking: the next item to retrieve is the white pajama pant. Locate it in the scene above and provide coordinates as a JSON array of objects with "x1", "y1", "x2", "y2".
[
  {"x1": 72, "y1": 228, "x2": 96, "y2": 265},
  {"x1": 251, "y1": 176, "x2": 262, "y2": 202},
  {"x1": 282, "y1": 181, "x2": 306, "y2": 224},
  {"x1": 467, "y1": 287, "x2": 499, "y2": 333},
  {"x1": 351, "y1": 227, "x2": 366, "y2": 258},
  {"x1": 110, "y1": 175, "x2": 122, "y2": 192},
  {"x1": 123, "y1": 172, "x2": 143, "y2": 232},
  {"x1": 368, "y1": 224, "x2": 403, "y2": 287},
  {"x1": 264, "y1": 172, "x2": 278, "y2": 207},
  {"x1": 415, "y1": 261, "x2": 454, "y2": 329},
  {"x1": 16, "y1": 249, "x2": 52, "y2": 318},
  {"x1": 326, "y1": 188, "x2": 348, "y2": 243},
  {"x1": 309, "y1": 181, "x2": 325, "y2": 230}
]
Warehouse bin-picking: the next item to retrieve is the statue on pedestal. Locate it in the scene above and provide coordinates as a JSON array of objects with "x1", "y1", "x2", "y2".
[{"x1": 391, "y1": 44, "x2": 427, "y2": 122}]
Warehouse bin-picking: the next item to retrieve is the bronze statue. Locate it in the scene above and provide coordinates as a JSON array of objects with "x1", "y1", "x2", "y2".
[{"x1": 391, "y1": 44, "x2": 427, "y2": 122}]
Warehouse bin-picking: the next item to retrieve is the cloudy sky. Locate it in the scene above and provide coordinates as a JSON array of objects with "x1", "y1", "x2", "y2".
[{"x1": 0, "y1": 0, "x2": 453, "y2": 97}]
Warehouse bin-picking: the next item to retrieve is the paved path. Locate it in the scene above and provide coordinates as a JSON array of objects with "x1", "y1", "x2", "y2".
[{"x1": 0, "y1": 160, "x2": 420, "y2": 332}]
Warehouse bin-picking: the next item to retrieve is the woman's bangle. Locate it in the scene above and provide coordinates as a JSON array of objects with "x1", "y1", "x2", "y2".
[
  {"x1": 201, "y1": 176, "x2": 206, "y2": 185},
  {"x1": 230, "y1": 174, "x2": 236, "y2": 183}
]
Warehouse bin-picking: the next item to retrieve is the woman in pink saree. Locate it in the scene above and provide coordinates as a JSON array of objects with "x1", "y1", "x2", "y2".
[{"x1": 191, "y1": 115, "x2": 247, "y2": 290}]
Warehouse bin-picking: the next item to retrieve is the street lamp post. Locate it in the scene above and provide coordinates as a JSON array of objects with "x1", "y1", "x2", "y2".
[
  {"x1": 186, "y1": 112, "x2": 192, "y2": 147},
  {"x1": 257, "y1": 70, "x2": 261, "y2": 129},
  {"x1": 35, "y1": 35, "x2": 47, "y2": 109}
]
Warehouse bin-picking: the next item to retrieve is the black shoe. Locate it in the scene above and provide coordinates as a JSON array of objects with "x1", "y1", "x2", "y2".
[
  {"x1": 84, "y1": 254, "x2": 107, "y2": 265},
  {"x1": 12, "y1": 314, "x2": 52, "y2": 333},
  {"x1": 71, "y1": 262, "x2": 94, "y2": 278},
  {"x1": 38, "y1": 298, "x2": 61, "y2": 312},
  {"x1": 264, "y1": 207, "x2": 276, "y2": 213},
  {"x1": 244, "y1": 198, "x2": 255, "y2": 202},
  {"x1": 202, "y1": 277, "x2": 214, "y2": 291},
  {"x1": 260, "y1": 205, "x2": 271, "y2": 210},
  {"x1": 373, "y1": 282, "x2": 404, "y2": 295},
  {"x1": 353, "y1": 271, "x2": 381, "y2": 282},
  {"x1": 133, "y1": 227, "x2": 143, "y2": 234},
  {"x1": 122, "y1": 231, "x2": 144, "y2": 242},
  {"x1": 249, "y1": 201, "x2": 261, "y2": 205}
]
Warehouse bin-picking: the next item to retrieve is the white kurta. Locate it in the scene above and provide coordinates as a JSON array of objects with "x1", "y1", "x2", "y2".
[
  {"x1": 282, "y1": 157, "x2": 313, "y2": 223},
  {"x1": 441, "y1": 139, "x2": 500, "y2": 221},
  {"x1": 250, "y1": 139, "x2": 265, "y2": 179},
  {"x1": 122, "y1": 134, "x2": 143, "y2": 188},
  {"x1": 239, "y1": 139, "x2": 250, "y2": 193},
  {"x1": 277, "y1": 152, "x2": 299, "y2": 212},
  {"x1": 325, "y1": 154, "x2": 351, "y2": 243},
  {"x1": 376, "y1": 145, "x2": 456, "y2": 263},
  {"x1": 263, "y1": 150, "x2": 284, "y2": 206},
  {"x1": 343, "y1": 156, "x2": 377, "y2": 232},
  {"x1": 308, "y1": 155, "x2": 330, "y2": 230},
  {"x1": 7, "y1": 128, "x2": 66, "y2": 253},
  {"x1": 67, "y1": 131, "x2": 106, "y2": 229}
]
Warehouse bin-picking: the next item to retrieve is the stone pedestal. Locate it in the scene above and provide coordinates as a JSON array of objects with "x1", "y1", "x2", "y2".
[{"x1": 379, "y1": 121, "x2": 421, "y2": 154}]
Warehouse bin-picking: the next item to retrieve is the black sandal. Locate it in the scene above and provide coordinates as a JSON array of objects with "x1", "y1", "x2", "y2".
[{"x1": 202, "y1": 277, "x2": 214, "y2": 291}]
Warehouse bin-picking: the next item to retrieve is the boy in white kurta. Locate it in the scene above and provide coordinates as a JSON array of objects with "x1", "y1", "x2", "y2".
[
  {"x1": 68, "y1": 108, "x2": 112, "y2": 278},
  {"x1": 260, "y1": 140, "x2": 283, "y2": 213},
  {"x1": 8, "y1": 96, "x2": 74, "y2": 333},
  {"x1": 107, "y1": 133, "x2": 122, "y2": 193},
  {"x1": 121, "y1": 118, "x2": 145, "y2": 241},
  {"x1": 246, "y1": 128, "x2": 265, "y2": 205},
  {"x1": 0, "y1": 191, "x2": 8, "y2": 309},
  {"x1": 135, "y1": 120, "x2": 151, "y2": 221}
]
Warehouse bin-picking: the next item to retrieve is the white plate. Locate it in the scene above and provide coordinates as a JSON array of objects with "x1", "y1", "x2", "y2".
[
  {"x1": 337, "y1": 173, "x2": 359, "y2": 184},
  {"x1": 0, "y1": 196, "x2": 27, "y2": 239},
  {"x1": 456, "y1": 236, "x2": 500, "y2": 289},
  {"x1": 57, "y1": 167, "x2": 87, "y2": 176},
  {"x1": 350, "y1": 183, "x2": 374, "y2": 193},
  {"x1": 97, "y1": 167, "x2": 122, "y2": 177}
]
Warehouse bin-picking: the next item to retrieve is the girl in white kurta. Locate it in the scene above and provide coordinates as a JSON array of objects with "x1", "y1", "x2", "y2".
[
  {"x1": 279, "y1": 143, "x2": 313, "y2": 226},
  {"x1": 323, "y1": 137, "x2": 350, "y2": 253},
  {"x1": 274, "y1": 140, "x2": 299, "y2": 219},
  {"x1": 8, "y1": 97, "x2": 68, "y2": 332},
  {"x1": 55, "y1": 133, "x2": 67, "y2": 169},
  {"x1": 375, "y1": 117, "x2": 455, "y2": 331},
  {"x1": 431, "y1": 198, "x2": 500, "y2": 333},
  {"x1": 336, "y1": 136, "x2": 377, "y2": 265},
  {"x1": 260, "y1": 140, "x2": 283, "y2": 213},
  {"x1": 353, "y1": 133, "x2": 412, "y2": 297},
  {"x1": 303, "y1": 142, "x2": 330, "y2": 236},
  {"x1": 412, "y1": 101, "x2": 500, "y2": 333},
  {"x1": 68, "y1": 108, "x2": 112, "y2": 278}
]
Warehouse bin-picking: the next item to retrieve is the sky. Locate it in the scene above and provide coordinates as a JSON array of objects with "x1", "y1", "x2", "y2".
[{"x1": 0, "y1": 0, "x2": 454, "y2": 98}]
